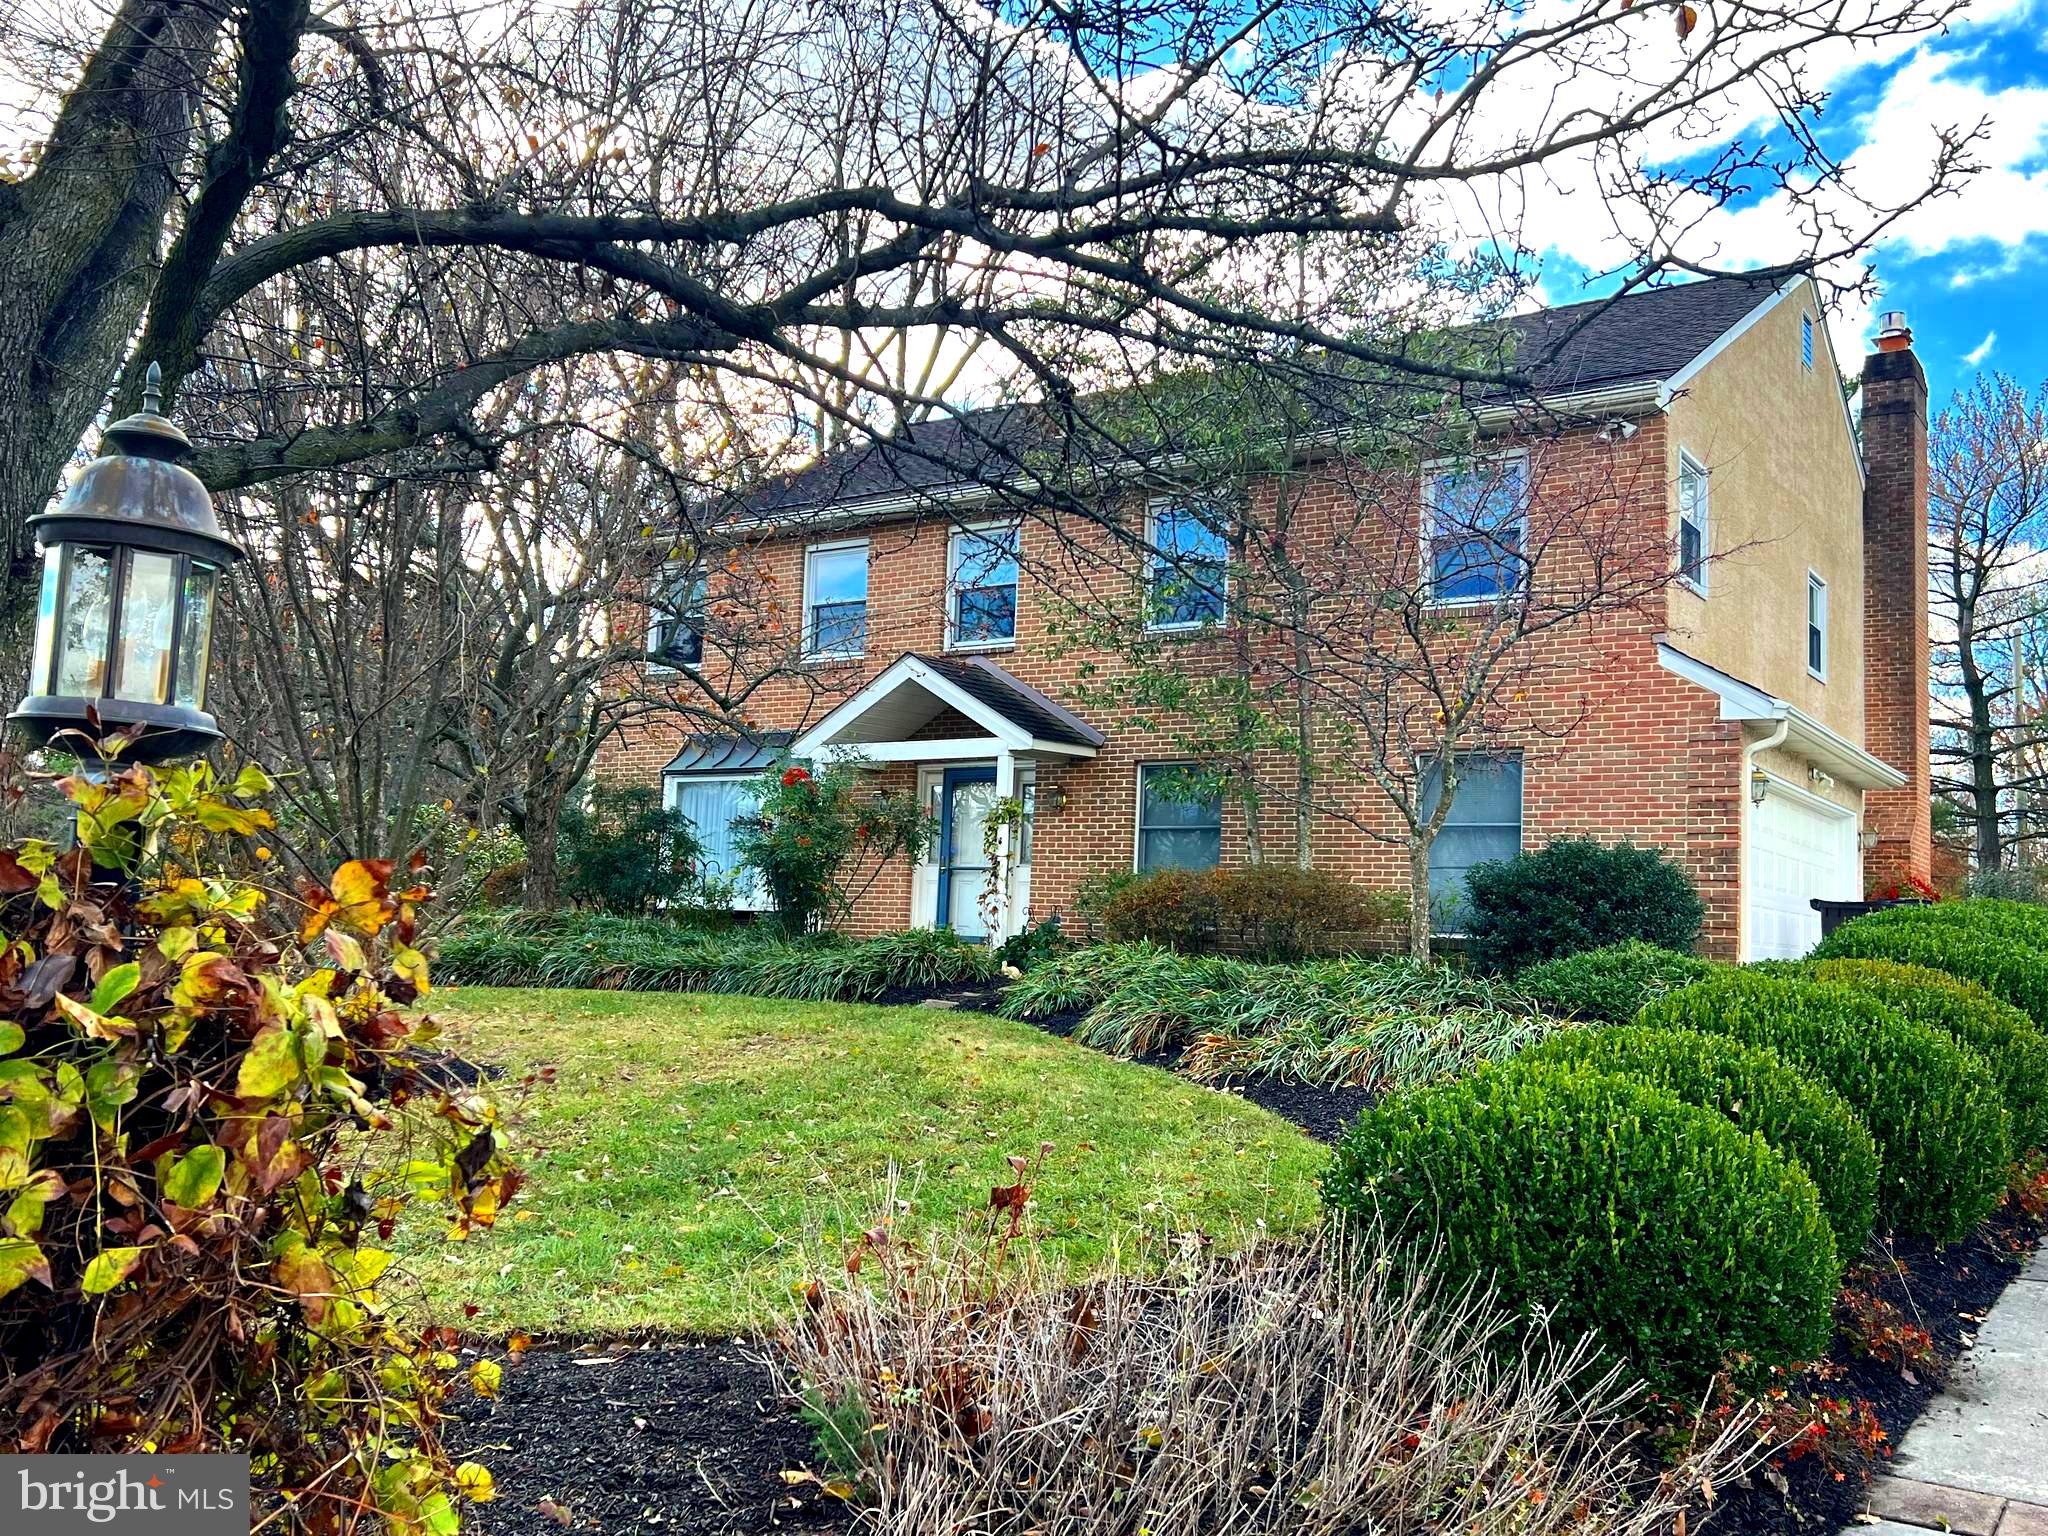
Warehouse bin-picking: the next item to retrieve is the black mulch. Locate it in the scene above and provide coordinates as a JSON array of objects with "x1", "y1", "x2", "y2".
[
  {"x1": 1016, "y1": 1004, "x2": 1378, "y2": 1143},
  {"x1": 447, "y1": 1338, "x2": 844, "y2": 1536},
  {"x1": 1701, "y1": 1199, "x2": 2045, "y2": 1536}
]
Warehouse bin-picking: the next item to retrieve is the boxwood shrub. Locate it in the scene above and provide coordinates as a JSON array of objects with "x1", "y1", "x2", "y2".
[
  {"x1": 1638, "y1": 973, "x2": 2011, "y2": 1242},
  {"x1": 1515, "y1": 941, "x2": 1717, "y2": 1022},
  {"x1": 1326, "y1": 1062, "x2": 1839, "y2": 1395},
  {"x1": 1520, "y1": 1025, "x2": 1879, "y2": 1255},
  {"x1": 1812, "y1": 908, "x2": 2048, "y2": 1028},
  {"x1": 1807, "y1": 958, "x2": 2048, "y2": 1154},
  {"x1": 1462, "y1": 838, "x2": 1705, "y2": 971}
]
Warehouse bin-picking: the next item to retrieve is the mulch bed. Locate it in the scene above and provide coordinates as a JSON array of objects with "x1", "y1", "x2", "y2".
[
  {"x1": 446, "y1": 1337, "x2": 844, "y2": 1536},
  {"x1": 1701, "y1": 1197, "x2": 2047, "y2": 1536}
]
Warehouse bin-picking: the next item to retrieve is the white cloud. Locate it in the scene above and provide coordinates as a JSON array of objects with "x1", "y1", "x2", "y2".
[{"x1": 1966, "y1": 330, "x2": 1999, "y2": 366}]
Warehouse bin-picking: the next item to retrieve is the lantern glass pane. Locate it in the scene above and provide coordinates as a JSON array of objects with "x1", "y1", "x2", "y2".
[
  {"x1": 30, "y1": 546, "x2": 60, "y2": 692},
  {"x1": 174, "y1": 563, "x2": 217, "y2": 710},
  {"x1": 54, "y1": 547, "x2": 114, "y2": 697},
  {"x1": 113, "y1": 549, "x2": 179, "y2": 704}
]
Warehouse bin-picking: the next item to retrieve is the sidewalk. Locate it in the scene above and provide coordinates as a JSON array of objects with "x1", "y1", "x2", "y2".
[{"x1": 1858, "y1": 1244, "x2": 2048, "y2": 1536}]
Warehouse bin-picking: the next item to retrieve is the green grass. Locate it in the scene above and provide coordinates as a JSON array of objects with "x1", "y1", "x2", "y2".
[{"x1": 400, "y1": 986, "x2": 1328, "y2": 1336}]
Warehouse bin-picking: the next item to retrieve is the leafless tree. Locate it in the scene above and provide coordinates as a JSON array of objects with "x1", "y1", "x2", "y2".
[{"x1": 1930, "y1": 374, "x2": 2048, "y2": 871}]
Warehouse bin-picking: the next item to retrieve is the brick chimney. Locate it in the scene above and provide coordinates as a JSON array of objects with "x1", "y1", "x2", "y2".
[{"x1": 1860, "y1": 310, "x2": 1932, "y2": 891}]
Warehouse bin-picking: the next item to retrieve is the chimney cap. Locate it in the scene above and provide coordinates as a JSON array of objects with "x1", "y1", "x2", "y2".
[{"x1": 1876, "y1": 310, "x2": 1913, "y2": 353}]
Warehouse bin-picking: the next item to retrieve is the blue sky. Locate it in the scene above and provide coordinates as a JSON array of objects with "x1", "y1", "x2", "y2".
[{"x1": 1522, "y1": 0, "x2": 2048, "y2": 409}]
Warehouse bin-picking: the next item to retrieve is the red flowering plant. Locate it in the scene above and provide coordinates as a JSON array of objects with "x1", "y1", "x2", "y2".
[
  {"x1": 736, "y1": 755, "x2": 932, "y2": 935},
  {"x1": 0, "y1": 743, "x2": 518, "y2": 1532},
  {"x1": 1866, "y1": 872, "x2": 1941, "y2": 904}
]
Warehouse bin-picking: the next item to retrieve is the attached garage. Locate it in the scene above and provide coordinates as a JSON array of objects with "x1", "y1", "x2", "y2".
[{"x1": 1746, "y1": 780, "x2": 1860, "y2": 961}]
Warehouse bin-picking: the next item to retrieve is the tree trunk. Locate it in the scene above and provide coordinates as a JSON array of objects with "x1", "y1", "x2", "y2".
[
  {"x1": 1293, "y1": 619, "x2": 1314, "y2": 870},
  {"x1": 1959, "y1": 603, "x2": 2002, "y2": 870},
  {"x1": 1406, "y1": 835, "x2": 1434, "y2": 963},
  {"x1": 0, "y1": 3, "x2": 224, "y2": 682},
  {"x1": 522, "y1": 778, "x2": 566, "y2": 911}
]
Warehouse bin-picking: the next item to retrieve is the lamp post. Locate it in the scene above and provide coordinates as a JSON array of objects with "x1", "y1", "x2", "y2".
[{"x1": 9, "y1": 364, "x2": 244, "y2": 764}]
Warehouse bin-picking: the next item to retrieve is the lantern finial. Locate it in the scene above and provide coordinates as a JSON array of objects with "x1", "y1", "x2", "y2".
[{"x1": 142, "y1": 361, "x2": 163, "y2": 415}]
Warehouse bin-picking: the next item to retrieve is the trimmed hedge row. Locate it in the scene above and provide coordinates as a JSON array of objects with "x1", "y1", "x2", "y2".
[
  {"x1": 1327, "y1": 1062, "x2": 1838, "y2": 1395},
  {"x1": 1812, "y1": 901, "x2": 2048, "y2": 1027},
  {"x1": 1637, "y1": 972, "x2": 2011, "y2": 1243},
  {"x1": 1515, "y1": 941, "x2": 1716, "y2": 1022},
  {"x1": 1521, "y1": 1025, "x2": 1878, "y2": 1255},
  {"x1": 1808, "y1": 958, "x2": 2048, "y2": 1154}
]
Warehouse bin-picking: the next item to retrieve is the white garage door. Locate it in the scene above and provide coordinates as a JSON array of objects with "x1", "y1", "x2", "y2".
[{"x1": 1747, "y1": 786, "x2": 1859, "y2": 961}]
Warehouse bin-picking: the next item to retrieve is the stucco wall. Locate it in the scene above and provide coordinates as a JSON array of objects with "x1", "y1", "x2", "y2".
[{"x1": 1663, "y1": 280, "x2": 1867, "y2": 746}]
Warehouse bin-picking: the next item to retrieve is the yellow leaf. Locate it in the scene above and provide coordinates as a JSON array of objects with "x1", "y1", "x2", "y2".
[{"x1": 456, "y1": 1463, "x2": 496, "y2": 1503}]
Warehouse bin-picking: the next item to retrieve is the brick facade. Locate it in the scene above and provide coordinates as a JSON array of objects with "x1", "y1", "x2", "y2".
[
  {"x1": 1859, "y1": 344, "x2": 1935, "y2": 889},
  {"x1": 594, "y1": 327, "x2": 1929, "y2": 962}
]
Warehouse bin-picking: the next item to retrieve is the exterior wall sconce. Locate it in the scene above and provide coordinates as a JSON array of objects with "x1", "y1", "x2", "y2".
[
  {"x1": 10, "y1": 365, "x2": 245, "y2": 763},
  {"x1": 1860, "y1": 828, "x2": 1881, "y2": 851},
  {"x1": 1037, "y1": 783, "x2": 1067, "y2": 813},
  {"x1": 1750, "y1": 767, "x2": 1770, "y2": 805}
]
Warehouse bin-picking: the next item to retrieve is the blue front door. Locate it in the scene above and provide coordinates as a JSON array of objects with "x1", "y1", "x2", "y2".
[{"x1": 936, "y1": 766, "x2": 999, "y2": 939}]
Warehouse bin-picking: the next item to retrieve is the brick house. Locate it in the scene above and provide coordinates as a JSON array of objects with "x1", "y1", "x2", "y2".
[{"x1": 598, "y1": 275, "x2": 1933, "y2": 962}]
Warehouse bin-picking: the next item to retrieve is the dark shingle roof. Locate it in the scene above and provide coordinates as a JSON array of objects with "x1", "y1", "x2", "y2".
[
  {"x1": 910, "y1": 654, "x2": 1103, "y2": 748},
  {"x1": 742, "y1": 275, "x2": 1786, "y2": 517}
]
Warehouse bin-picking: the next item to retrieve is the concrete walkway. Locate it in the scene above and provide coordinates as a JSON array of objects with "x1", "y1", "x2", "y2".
[{"x1": 1860, "y1": 1244, "x2": 2048, "y2": 1536}]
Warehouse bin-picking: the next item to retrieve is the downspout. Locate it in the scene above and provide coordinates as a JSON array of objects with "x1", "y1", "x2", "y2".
[{"x1": 1739, "y1": 716, "x2": 1792, "y2": 961}]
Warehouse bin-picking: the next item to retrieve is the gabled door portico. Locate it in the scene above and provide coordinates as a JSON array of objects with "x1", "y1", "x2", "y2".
[{"x1": 789, "y1": 653, "x2": 1101, "y2": 940}]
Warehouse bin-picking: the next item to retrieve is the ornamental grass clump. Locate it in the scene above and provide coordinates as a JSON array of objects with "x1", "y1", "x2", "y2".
[
  {"x1": 1326, "y1": 1062, "x2": 1840, "y2": 1396},
  {"x1": 1808, "y1": 958, "x2": 2048, "y2": 1154},
  {"x1": 1638, "y1": 972, "x2": 2011, "y2": 1243},
  {"x1": 1003, "y1": 943, "x2": 1554, "y2": 1089},
  {"x1": 0, "y1": 753, "x2": 518, "y2": 1533},
  {"x1": 774, "y1": 1176, "x2": 1754, "y2": 1536},
  {"x1": 1520, "y1": 1025, "x2": 1880, "y2": 1255}
]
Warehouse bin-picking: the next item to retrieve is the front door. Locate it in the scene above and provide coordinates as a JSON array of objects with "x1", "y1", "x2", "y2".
[{"x1": 936, "y1": 766, "x2": 999, "y2": 939}]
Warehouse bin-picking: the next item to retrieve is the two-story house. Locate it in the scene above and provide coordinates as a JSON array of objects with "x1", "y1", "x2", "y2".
[{"x1": 599, "y1": 274, "x2": 1933, "y2": 961}]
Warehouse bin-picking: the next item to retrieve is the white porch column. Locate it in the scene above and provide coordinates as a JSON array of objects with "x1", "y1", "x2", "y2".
[{"x1": 993, "y1": 750, "x2": 1018, "y2": 941}]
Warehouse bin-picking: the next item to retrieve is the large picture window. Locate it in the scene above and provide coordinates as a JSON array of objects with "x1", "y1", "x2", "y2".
[
  {"x1": 804, "y1": 540, "x2": 868, "y2": 659},
  {"x1": 948, "y1": 522, "x2": 1020, "y2": 647},
  {"x1": 1145, "y1": 501, "x2": 1228, "y2": 630},
  {"x1": 664, "y1": 775, "x2": 769, "y2": 910},
  {"x1": 1425, "y1": 456, "x2": 1528, "y2": 603},
  {"x1": 1136, "y1": 763, "x2": 1222, "y2": 870},
  {"x1": 1421, "y1": 753, "x2": 1523, "y2": 932}
]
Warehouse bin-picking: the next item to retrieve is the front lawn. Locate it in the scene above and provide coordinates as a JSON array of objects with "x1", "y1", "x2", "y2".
[{"x1": 404, "y1": 987, "x2": 1327, "y2": 1335}]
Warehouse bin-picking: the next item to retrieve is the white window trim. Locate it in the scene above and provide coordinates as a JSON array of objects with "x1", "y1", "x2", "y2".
[
  {"x1": 1420, "y1": 450, "x2": 1532, "y2": 609},
  {"x1": 1677, "y1": 449, "x2": 1710, "y2": 596},
  {"x1": 1132, "y1": 760, "x2": 1224, "y2": 871},
  {"x1": 1143, "y1": 497, "x2": 1230, "y2": 634},
  {"x1": 945, "y1": 518, "x2": 1021, "y2": 653},
  {"x1": 1807, "y1": 570, "x2": 1829, "y2": 683},
  {"x1": 646, "y1": 562, "x2": 704, "y2": 676},
  {"x1": 802, "y1": 537, "x2": 869, "y2": 661}
]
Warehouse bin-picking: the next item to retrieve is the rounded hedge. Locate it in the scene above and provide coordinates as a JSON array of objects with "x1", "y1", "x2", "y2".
[
  {"x1": 1808, "y1": 958, "x2": 2048, "y2": 1155},
  {"x1": 1813, "y1": 910, "x2": 2048, "y2": 1030},
  {"x1": 1521, "y1": 1024, "x2": 1879, "y2": 1255},
  {"x1": 1516, "y1": 941, "x2": 1716, "y2": 1023},
  {"x1": 1462, "y1": 838, "x2": 1705, "y2": 972},
  {"x1": 1326, "y1": 1061, "x2": 1838, "y2": 1395},
  {"x1": 1637, "y1": 973, "x2": 2011, "y2": 1243}
]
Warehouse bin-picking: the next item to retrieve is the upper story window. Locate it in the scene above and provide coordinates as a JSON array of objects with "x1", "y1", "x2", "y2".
[
  {"x1": 1145, "y1": 499, "x2": 1228, "y2": 631},
  {"x1": 647, "y1": 563, "x2": 704, "y2": 670},
  {"x1": 804, "y1": 540, "x2": 868, "y2": 660},
  {"x1": 1678, "y1": 452, "x2": 1710, "y2": 592},
  {"x1": 1425, "y1": 454, "x2": 1528, "y2": 603},
  {"x1": 1420, "y1": 752, "x2": 1524, "y2": 933},
  {"x1": 1801, "y1": 314, "x2": 1816, "y2": 370},
  {"x1": 1135, "y1": 762, "x2": 1223, "y2": 870},
  {"x1": 1807, "y1": 571, "x2": 1828, "y2": 681},
  {"x1": 948, "y1": 522, "x2": 1020, "y2": 648}
]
